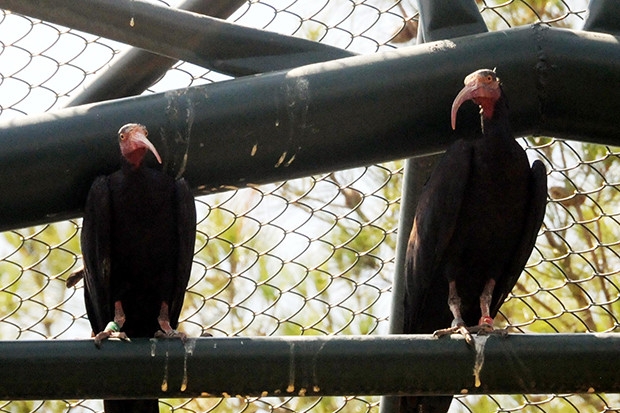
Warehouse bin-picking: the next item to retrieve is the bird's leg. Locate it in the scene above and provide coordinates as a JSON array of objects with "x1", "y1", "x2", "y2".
[
  {"x1": 474, "y1": 278, "x2": 509, "y2": 337},
  {"x1": 477, "y1": 278, "x2": 495, "y2": 332},
  {"x1": 433, "y1": 281, "x2": 474, "y2": 346},
  {"x1": 155, "y1": 302, "x2": 187, "y2": 341},
  {"x1": 94, "y1": 301, "x2": 130, "y2": 347}
]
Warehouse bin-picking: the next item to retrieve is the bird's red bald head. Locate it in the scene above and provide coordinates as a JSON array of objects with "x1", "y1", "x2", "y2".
[
  {"x1": 451, "y1": 69, "x2": 502, "y2": 130},
  {"x1": 118, "y1": 123, "x2": 162, "y2": 167}
]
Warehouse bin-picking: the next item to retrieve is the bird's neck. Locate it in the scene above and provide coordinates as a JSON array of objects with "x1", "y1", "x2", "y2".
[
  {"x1": 121, "y1": 156, "x2": 145, "y2": 171},
  {"x1": 122, "y1": 149, "x2": 147, "y2": 170},
  {"x1": 481, "y1": 94, "x2": 511, "y2": 140}
]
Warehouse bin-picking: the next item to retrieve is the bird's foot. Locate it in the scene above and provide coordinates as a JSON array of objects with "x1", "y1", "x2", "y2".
[
  {"x1": 467, "y1": 316, "x2": 494, "y2": 334},
  {"x1": 93, "y1": 320, "x2": 130, "y2": 348},
  {"x1": 473, "y1": 325, "x2": 510, "y2": 338},
  {"x1": 433, "y1": 318, "x2": 475, "y2": 346},
  {"x1": 156, "y1": 302, "x2": 187, "y2": 341},
  {"x1": 93, "y1": 330, "x2": 130, "y2": 348},
  {"x1": 155, "y1": 329, "x2": 187, "y2": 342},
  {"x1": 465, "y1": 317, "x2": 509, "y2": 337}
]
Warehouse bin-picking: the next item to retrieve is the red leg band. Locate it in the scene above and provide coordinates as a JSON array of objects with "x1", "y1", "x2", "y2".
[{"x1": 479, "y1": 316, "x2": 494, "y2": 326}]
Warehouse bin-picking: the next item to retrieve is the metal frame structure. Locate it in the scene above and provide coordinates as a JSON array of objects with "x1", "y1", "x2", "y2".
[
  {"x1": 1, "y1": 334, "x2": 619, "y2": 400},
  {"x1": 0, "y1": 0, "x2": 618, "y2": 404},
  {"x1": 0, "y1": 0, "x2": 619, "y2": 234}
]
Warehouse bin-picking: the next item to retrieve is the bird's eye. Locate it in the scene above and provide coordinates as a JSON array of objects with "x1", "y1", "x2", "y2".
[
  {"x1": 486, "y1": 75, "x2": 493, "y2": 82},
  {"x1": 119, "y1": 133, "x2": 126, "y2": 141}
]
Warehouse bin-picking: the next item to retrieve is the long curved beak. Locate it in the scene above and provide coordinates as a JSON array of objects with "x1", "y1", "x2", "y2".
[
  {"x1": 132, "y1": 130, "x2": 162, "y2": 164},
  {"x1": 451, "y1": 82, "x2": 479, "y2": 130}
]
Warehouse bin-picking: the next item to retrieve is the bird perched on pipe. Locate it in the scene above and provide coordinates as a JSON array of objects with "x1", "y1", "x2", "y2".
[
  {"x1": 78, "y1": 123, "x2": 196, "y2": 413},
  {"x1": 400, "y1": 69, "x2": 547, "y2": 413}
]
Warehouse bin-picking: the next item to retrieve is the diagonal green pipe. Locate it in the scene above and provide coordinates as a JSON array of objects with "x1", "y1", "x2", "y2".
[
  {"x1": 583, "y1": 0, "x2": 620, "y2": 35},
  {"x1": 0, "y1": 27, "x2": 620, "y2": 231},
  {"x1": 65, "y1": 0, "x2": 250, "y2": 106},
  {"x1": 0, "y1": 0, "x2": 356, "y2": 77}
]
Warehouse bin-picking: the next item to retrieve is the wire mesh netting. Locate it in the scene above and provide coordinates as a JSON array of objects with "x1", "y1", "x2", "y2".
[{"x1": 1, "y1": 0, "x2": 619, "y2": 412}]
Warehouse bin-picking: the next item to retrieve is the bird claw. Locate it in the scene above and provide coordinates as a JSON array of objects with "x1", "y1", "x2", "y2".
[
  {"x1": 458, "y1": 325, "x2": 475, "y2": 346},
  {"x1": 93, "y1": 331, "x2": 130, "y2": 348},
  {"x1": 469, "y1": 317, "x2": 508, "y2": 337},
  {"x1": 433, "y1": 321, "x2": 509, "y2": 350},
  {"x1": 432, "y1": 326, "x2": 456, "y2": 338},
  {"x1": 433, "y1": 325, "x2": 475, "y2": 346},
  {"x1": 472, "y1": 323, "x2": 494, "y2": 335},
  {"x1": 154, "y1": 329, "x2": 187, "y2": 342}
]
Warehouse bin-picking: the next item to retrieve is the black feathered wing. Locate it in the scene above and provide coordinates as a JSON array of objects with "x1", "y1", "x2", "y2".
[
  {"x1": 490, "y1": 160, "x2": 547, "y2": 316},
  {"x1": 168, "y1": 178, "x2": 196, "y2": 329},
  {"x1": 81, "y1": 176, "x2": 113, "y2": 335},
  {"x1": 403, "y1": 140, "x2": 473, "y2": 335}
]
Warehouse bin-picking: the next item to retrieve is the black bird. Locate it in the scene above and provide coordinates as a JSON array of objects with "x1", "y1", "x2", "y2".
[
  {"x1": 400, "y1": 69, "x2": 547, "y2": 412},
  {"x1": 80, "y1": 123, "x2": 196, "y2": 413}
]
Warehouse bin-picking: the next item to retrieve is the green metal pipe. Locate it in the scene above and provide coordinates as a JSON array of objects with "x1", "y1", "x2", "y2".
[
  {"x1": 416, "y1": 0, "x2": 487, "y2": 42},
  {"x1": 1, "y1": 27, "x2": 620, "y2": 231},
  {"x1": 583, "y1": 0, "x2": 620, "y2": 35},
  {"x1": 0, "y1": 0, "x2": 356, "y2": 77},
  {"x1": 0, "y1": 334, "x2": 618, "y2": 400},
  {"x1": 65, "y1": 0, "x2": 250, "y2": 106}
]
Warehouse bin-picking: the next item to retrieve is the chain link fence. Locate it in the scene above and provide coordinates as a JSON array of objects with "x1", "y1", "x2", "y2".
[{"x1": 1, "y1": 0, "x2": 619, "y2": 412}]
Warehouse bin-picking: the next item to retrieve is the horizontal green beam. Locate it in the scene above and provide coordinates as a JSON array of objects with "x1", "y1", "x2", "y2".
[
  {"x1": 0, "y1": 0, "x2": 356, "y2": 77},
  {"x1": 1, "y1": 26, "x2": 620, "y2": 231},
  {"x1": 0, "y1": 334, "x2": 618, "y2": 400}
]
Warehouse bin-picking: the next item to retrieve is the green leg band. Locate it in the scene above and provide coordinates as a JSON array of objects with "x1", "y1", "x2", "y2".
[{"x1": 105, "y1": 321, "x2": 120, "y2": 332}]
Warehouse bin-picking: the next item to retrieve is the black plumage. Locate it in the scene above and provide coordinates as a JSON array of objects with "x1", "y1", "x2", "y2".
[
  {"x1": 400, "y1": 70, "x2": 547, "y2": 413},
  {"x1": 80, "y1": 123, "x2": 196, "y2": 413}
]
